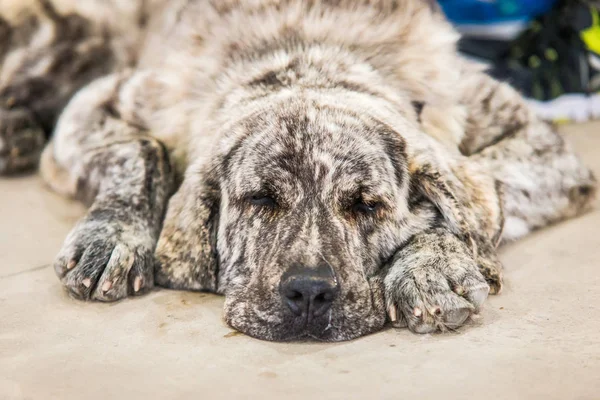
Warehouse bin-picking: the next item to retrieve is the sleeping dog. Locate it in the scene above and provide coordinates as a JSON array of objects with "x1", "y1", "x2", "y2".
[{"x1": 0, "y1": 0, "x2": 596, "y2": 341}]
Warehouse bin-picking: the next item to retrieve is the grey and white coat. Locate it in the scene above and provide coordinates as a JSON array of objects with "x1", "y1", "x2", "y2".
[{"x1": 0, "y1": 0, "x2": 596, "y2": 341}]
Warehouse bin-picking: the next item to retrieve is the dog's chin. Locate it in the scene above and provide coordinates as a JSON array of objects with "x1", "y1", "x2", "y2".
[{"x1": 223, "y1": 299, "x2": 387, "y2": 342}]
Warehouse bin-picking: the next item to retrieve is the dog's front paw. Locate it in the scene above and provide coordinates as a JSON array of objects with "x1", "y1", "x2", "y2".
[
  {"x1": 54, "y1": 208, "x2": 156, "y2": 301},
  {"x1": 384, "y1": 231, "x2": 489, "y2": 333},
  {"x1": 0, "y1": 108, "x2": 45, "y2": 175}
]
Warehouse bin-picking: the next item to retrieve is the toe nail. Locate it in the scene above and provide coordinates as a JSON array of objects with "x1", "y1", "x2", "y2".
[
  {"x1": 445, "y1": 308, "x2": 471, "y2": 328},
  {"x1": 470, "y1": 286, "x2": 490, "y2": 307},
  {"x1": 82, "y1": 278, "x2": 92, "y2": 288},
  {"x1": 388, "y1": 304, "x2": 398, "y2": 322},
  {"x1": 414, "y1": 323, "x2": 437, "y2": 334},
  {"x1": 413, "y1": 307, "x2": 422, "y2": 317},
  {"x1": 101, "y1": 280, "x2": 112, "y2": 292},
  {"x1": 134, "y1": 276, "x2": 142, "y2": 293},
  {"x1": 67, "y1": 260, "x2": 76, "y2": 270}
]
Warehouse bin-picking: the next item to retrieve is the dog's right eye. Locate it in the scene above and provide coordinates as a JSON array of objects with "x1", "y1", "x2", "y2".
[{"x1": 247, "y1": 194, "x2": 277, "y2": 208}]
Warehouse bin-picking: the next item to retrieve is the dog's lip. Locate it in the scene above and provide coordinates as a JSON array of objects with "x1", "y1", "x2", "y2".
[
  {"x1": 238, "y1": 327, "x2": 326, "y2": 342},
  {"x1": 280, "y1": 321, "x2": 337, "y2": 342},
  {"x1": 275, "y1": 330, "x2": 333, "y2": 342}
]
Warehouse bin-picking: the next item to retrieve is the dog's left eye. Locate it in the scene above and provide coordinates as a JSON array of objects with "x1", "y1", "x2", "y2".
[
  {"x1": 248, "y1": 194, "x2": 277, "y2": 208},
  {"x1": 352, "y1": 200, "x2": 381, "y2": 214}
]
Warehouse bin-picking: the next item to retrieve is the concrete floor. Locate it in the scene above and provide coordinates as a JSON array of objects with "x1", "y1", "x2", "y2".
[{"x1": 1, "y1": 123, "x2": 600, "y2": 400}]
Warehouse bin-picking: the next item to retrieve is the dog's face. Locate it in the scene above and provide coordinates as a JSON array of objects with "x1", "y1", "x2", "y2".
[{"x1": 205, "y1": 100, "x2": 438, "y2": 341}]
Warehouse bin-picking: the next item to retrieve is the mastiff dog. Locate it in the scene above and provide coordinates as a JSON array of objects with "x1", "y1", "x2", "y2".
[{"x1": 0, "y1": 0, "x2": 596, "y2": 341}]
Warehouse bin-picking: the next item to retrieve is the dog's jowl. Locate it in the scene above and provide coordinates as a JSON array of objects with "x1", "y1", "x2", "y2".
[{"x1": 2, "y1": 0, "x2": 596, "y2": 341}]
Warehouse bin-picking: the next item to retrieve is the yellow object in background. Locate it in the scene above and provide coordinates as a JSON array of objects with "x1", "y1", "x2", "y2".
[{"x1": 581, "y1": 7, "x2": 600, "y2": 55}]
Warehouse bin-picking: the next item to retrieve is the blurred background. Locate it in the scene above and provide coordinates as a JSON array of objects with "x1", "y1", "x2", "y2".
[{"x1": 439, "y1": 0, "x2": 600, "y2": 123}]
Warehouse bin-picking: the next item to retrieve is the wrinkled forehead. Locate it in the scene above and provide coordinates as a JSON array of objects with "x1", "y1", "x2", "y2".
[{"x1": 221, "y1": 104, "x2": 407, "y2": 196}]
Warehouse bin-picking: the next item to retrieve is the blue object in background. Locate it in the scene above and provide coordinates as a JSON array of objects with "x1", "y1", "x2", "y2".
[
  {"x1": 438, "y1": 0, "x2": 558, "y2": 38},
  {"x1": 439, "y1": 0, "x2": 557, "y2": 25}
]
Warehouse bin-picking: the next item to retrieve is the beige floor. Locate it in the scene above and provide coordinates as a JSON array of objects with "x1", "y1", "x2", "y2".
[{"x1": 1, "y1": 123, "x2": 600, "y2": 400}]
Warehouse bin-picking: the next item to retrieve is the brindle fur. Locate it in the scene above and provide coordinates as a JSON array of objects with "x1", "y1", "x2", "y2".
[{"x1": 1, "y1": 0, "x2": 596, "y2": 341}]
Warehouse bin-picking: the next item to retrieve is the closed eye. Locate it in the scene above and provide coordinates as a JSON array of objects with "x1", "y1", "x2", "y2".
[
  {"x1": 352, "y1": 200, "x2": 381, "y2": 214},
  {"x1": 247, "y1": 194, "x2": 277, "y2": 208}
]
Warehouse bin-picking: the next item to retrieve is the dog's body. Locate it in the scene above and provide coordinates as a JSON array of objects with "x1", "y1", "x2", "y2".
[{"x1": 1, "y1": 0, "x2": 596, "y2": 341}]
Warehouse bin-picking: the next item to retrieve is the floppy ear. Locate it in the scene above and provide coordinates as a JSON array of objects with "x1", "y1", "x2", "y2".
[
  {"x1": 410, "y1": 158, "x2": 505, "y2": 293},
  {"x1": 410, "y1": 162, "x2": 474, "y2": 245},
  {"x1": 154, "y1": 171, "x2": 220, "y2": 293}
]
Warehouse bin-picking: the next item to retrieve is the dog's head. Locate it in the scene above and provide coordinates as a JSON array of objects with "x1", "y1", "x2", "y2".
[{"x1": 156, "y1": 94, "x2": 502, "y2": 341}]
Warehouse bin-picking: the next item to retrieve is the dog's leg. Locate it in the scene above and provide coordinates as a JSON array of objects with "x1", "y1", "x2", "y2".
[
  {"x1": 383, "y1": 228, "x2": 490, "y2": 333},
  {"x1": 42, "y1": 71, "x2": 174, "y2": 301},
  {"x1": 0, "y1": 107, "x2": 46, "y2": 173},
  {"x1": 385, "y1": 69, "x2": 597, "y2": 332},
  {"x1": 0, "y1": 2, "x2": 119, "y2": 175},
  {"x1": 459, "y1": 69, "x2": 597, "y2": 241}
]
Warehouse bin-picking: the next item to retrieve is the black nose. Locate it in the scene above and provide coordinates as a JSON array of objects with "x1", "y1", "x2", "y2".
[{"x1": 279, "y1": 264, "x2": 339, "y2": 321}]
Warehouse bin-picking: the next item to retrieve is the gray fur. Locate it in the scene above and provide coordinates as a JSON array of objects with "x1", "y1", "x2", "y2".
[
  {"x1": 0, "y1": 107, "x2": 45, "y2": 173},
  {"x1": 0, "y1": 0, "x2": 596, "y2": 341}
]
